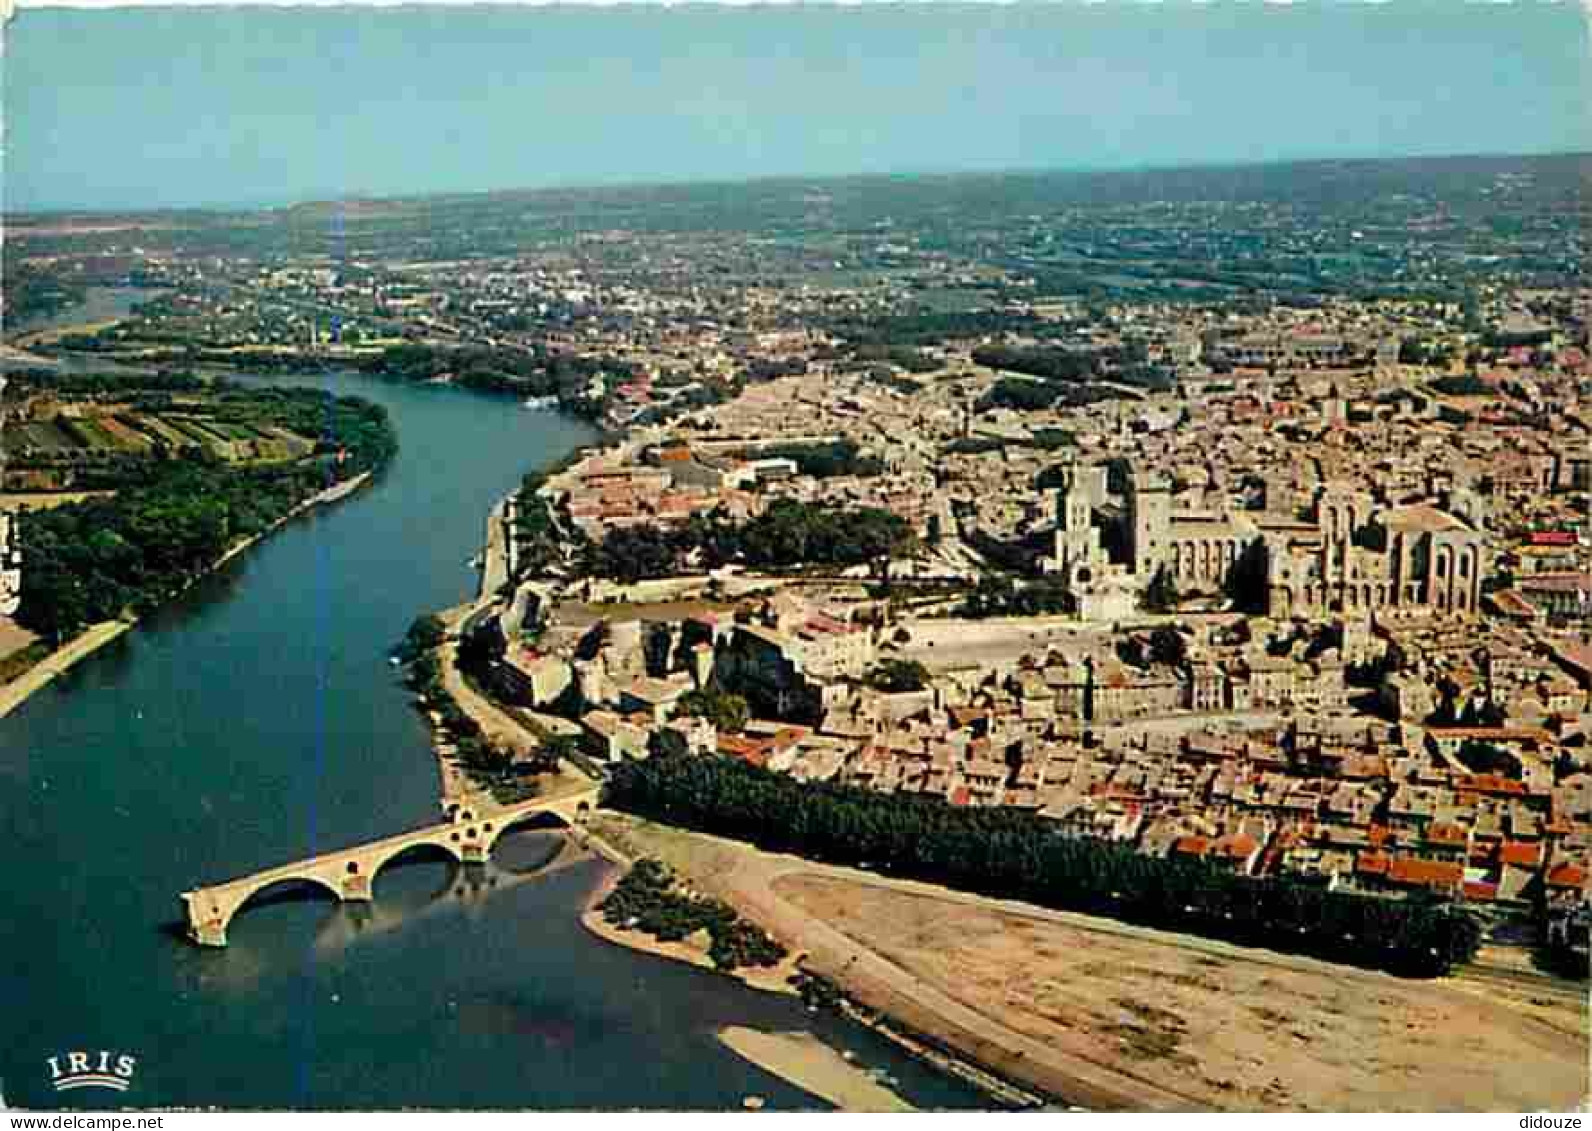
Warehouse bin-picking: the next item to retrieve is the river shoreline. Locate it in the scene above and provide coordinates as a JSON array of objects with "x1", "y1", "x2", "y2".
[
  {"x1": 0, "y1": 469, "x2": 374, "y2": 720},
  {"x1": 422, "y1": 467, "x2": 1033, "y2": 1110},
  {"x1": 568, "y1": 815, "x2": 1040, "y2": 1110}
]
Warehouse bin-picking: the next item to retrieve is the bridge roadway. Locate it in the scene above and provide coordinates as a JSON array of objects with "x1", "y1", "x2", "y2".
[{"x1": 181, "y1": 787, "x2": 597, "y2": 947}]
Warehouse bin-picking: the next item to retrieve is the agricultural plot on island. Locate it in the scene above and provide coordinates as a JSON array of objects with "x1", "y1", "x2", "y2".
[{"x1": 2, "y1": 410, "x2": 315, "y2": 465}]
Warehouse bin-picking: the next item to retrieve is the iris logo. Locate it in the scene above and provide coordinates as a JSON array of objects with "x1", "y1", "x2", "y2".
[{"x1": 45, "y1": 1052, "x2": 137, "y2": 1094}]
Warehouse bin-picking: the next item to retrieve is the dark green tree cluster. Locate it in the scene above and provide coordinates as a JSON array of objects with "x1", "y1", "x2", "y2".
[
  {"x1": 510, "y1": 472, "x2": 570, "y2": 578},
  {"x1": 7, "y1": 368, "x2": 205, "y2": 400},
  {"x1": 747, "y1": 440, "x2": 884, "y2": 480},
  {"x1": 1480, "y1": 329, "x2": 1554, "y2": 350},
  {"x1": 961, "y1": 573, "x2": 1073, "y2": 618},
  {"x1": 582, "y1": 524, "x2": 683, "y2": 584},
  {"x1": 1142, "y1": 567, "x2": 1180, "y2": 613},
  {"x1": 394, "y1": 613, "x2": 447, "y2": 663},
  {"x1": 867, "y1": 658, "x2": 931, "y2": 693},
  {"x1": 1027, "y1": 428, "x2": 1077, "y2": 451},
  {"x1": 1429, "y1": 374, "x2": 1493, "y2": 397},
  {"x1": 605, "y1": 755, "x2": 1484, "y2": 979},
  {"x1": 725, "y1": 499, "x2": 912, "y2": 570},
  {"x1": 675, "y1": 686, "x2": 750, "y2": 733},
  {"x1": 1453, "y1": 739, "x2": 1522, "y2": 778},
  {"x1": 583, "y1": 500, "x2": 913, "y2": 582},
  {"x1": 978, "y1": 377, "x2": 1063, "y2": 412},
  {"x1": 972, "y1": 345, "x2": 1100, "y2": 384},
  {"x1": 945, "y1": 436, "x2": 1009, "y2": 455},
  {"x1": 362, "y1": 343, "x2": 636, "y2": 420},
  {"x1": 1398, "y1": 338, "x2": 1455, "y2": 367},
  {"x1": 598, "y1": 857, "x2": 787, "y2": 971},
  {"x1": 846, "y1": 344, "x2": 941, "y2": 373}
]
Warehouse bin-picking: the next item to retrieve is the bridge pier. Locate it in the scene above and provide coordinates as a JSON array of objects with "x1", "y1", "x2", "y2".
[
  {"x1": 182, "y1": 895, "x2": 230, "y2": 948},
  {"x1": 191, "y1": 918, "x2": 229, "y2": 947}
]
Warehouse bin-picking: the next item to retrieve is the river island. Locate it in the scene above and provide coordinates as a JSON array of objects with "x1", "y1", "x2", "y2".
[{"x1": 0, "y1": 367, "x2": 396, "y2": 715}]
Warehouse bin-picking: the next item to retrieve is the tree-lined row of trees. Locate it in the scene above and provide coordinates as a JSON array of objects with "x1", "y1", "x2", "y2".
[{"x1": 604, "y1": 754, "x2": 1483, "y2": 978}]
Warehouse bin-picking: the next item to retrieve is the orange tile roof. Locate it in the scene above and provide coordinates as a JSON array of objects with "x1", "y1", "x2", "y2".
[
  {"x1": 1356, "y1": 851, "x2": 1391, "y2": 876},
  {"x1": 1498, "y1": 841, "x2": 1542, "y2": 867},
  {"x1": 1212, "y1": 833, "x2": 1259, "y2": 860},
  {"x1": 1387, "y1": 856, "x2": 1464, "y2": 888},
  {"x1": 1546, "y1": 862, "x2": 1588, "y2": 889},
  {"x1": 717, "y1": 734, "x2": 771, "y2": 768}
]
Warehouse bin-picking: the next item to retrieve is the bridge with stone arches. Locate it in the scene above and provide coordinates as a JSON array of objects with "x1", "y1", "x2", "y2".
[{"x1": 180, "y1": 787, "x2": 598, "y2": 947}]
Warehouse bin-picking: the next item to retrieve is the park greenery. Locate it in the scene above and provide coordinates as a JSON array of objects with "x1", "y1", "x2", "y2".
[
  {"x1": 1141, "y1": 567, "x2": 1180, "y2": 613},
  {"x1": 674, "y1": 686, "x2": 750, "y2": 733},
  {"x1": 1428, "y1": 374, "x2": 1494, "y2": 398},
  {"x1": 598, "y1": 857, "x2": 788, "y2": 971},
  {"x1": 509, "y1": 470, "x2": 569, "y2": 579},
  {"x1": 604, "y1": 754, "x2": 1484, "y2": 979},
  {"x1": 740, "y1": 439, "x2": 884, "y2": 480},
  {"x1": 582, "y1": 499, "x2": 914, "y2": 583},
  {"x1": 16, "y1": 380, "x2": 396, "y2": 642},
  {"x1": 960, "y1": 573, "x2": 1072, "y2": 618},
  {"x1": 866, "y1": 658, "x2": 931, "y2": 694}
]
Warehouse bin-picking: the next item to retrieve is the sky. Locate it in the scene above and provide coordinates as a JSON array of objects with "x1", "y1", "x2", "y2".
[{"x1": 3, "y1": 2, "x2": 1589, "y2": 212}]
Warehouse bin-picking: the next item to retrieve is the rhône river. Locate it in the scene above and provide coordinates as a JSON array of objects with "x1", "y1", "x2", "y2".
[{"x1": 0, "y1": 370, "x2": 985, "y2": 1111}]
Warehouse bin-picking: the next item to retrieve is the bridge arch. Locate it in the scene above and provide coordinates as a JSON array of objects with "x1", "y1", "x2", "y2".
[
  {"x1": 235, "y1": 873, "x2": 344, "y2": 913},
  {"x1": 367, "y1": 837, "x2": 465, "y2": 889},
  {"x1": 203, "y1": 872, "x2": 346, "y2": 942},
  {"x1": 183, "y1": 789, "x2": 598, "y2": 947},
  {"x1": 481, "y1": 807, "x2": 573, "y2": 857}
]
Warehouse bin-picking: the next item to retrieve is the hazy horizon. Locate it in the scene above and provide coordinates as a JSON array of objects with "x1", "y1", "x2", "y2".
[{"x1": 6, "y1": 2, "x2": 1590, "y2": 212}]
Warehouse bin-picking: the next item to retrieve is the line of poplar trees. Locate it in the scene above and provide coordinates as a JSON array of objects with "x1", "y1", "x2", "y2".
[{"x1": 605, "y1": 754, "x2": 1483, "y2": 978}]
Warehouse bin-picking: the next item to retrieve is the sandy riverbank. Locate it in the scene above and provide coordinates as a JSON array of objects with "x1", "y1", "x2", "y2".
[
  {"x1": 717, "y1": 1027, "x2": 915, "y2": 1112},
  {"x1": 0, "y1": 470, "x2": 375, "y2": 721},
  {"x1": 567, "y1": 837, "x2": 921, "y2": 1112},
  {"x1": 575, "y1": 862, "x2": 801, "y2": 998},
  {"x1": 585, "y1": 811, "x2": 1589, "y2": 1112}
]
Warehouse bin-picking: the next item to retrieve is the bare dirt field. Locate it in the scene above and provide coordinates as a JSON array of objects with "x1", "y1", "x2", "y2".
[
  {"x1": 776, "y1": 874, "x2": 1588, "y2": 1112},
  {"x1": 586, "y1": 812, "x2": 1588, "y2": 1112}
]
